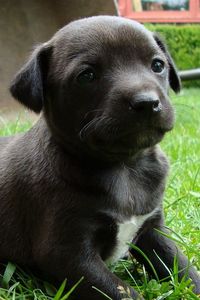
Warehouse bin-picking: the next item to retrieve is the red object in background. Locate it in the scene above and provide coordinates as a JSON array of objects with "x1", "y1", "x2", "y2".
[{"x1": 118, "y1": 0, "x2": 200, "y2": 22}]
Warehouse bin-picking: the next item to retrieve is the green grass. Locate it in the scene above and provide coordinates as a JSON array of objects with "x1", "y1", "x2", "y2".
[{"x1": 0, "y1": 88, "x2": 200, "y2": 299}]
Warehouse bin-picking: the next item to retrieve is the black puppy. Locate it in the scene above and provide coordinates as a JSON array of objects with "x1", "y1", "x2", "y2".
[{"x1": 0, "y1": 16, "x2": 199, "y2": 299}]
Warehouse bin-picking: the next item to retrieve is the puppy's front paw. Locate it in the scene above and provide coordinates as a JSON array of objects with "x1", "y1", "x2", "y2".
[{"x1": 117, "y1": 285, "x2": 144, "y2": 300}]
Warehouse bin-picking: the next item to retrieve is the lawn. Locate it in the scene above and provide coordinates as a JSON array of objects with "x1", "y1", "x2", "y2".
[{"x1": 0, "y1": 88, "x2": 200, "y2": 299}]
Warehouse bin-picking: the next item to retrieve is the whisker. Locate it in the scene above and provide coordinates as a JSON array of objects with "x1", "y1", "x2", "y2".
[
  {"x1": 79, "y1": 113, "x2": 119, "y2": 143},
  {"x1": 79, "y1": 116, "x2": 104, "y2": 141},
  {"x1": 96, "y1": 117, "x2": 119, "y2": 140},
  {"x1": 83, "y1": 109, "x2": 104, "y2": 120}
]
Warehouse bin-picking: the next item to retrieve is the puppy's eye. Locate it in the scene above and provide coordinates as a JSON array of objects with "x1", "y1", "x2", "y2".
[
  {"x1": 151, "y1": 59, "x2": 165, "y2": 73},
  {"x1": 77, "y1": 68, "x2": 96, "y2": 85}
]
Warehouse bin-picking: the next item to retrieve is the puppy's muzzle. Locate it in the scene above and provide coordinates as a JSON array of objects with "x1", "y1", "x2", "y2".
[{"x1": 129, "y1": 92, "x2": 162, "y2": 114}]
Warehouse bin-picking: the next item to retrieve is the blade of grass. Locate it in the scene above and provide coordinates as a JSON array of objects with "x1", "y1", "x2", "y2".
[
  {"x1": 60, "y1": 277, "x2": 84, "y2": 300},
  {"x1": 1, "y1": 263, "x2": 16, "y2": 288},
  {"x1": 121, "y1": 262, "x2": 141, "y2": 293},
  {"x1": 54, "y1": 279, "x2": 67, "y2": 300},
  {"x1": 92, "y1": 286, "x2": 113, "y2": 300},
  {"x1": 129, "y1": 243, "x2": 159, "y2": 282}
]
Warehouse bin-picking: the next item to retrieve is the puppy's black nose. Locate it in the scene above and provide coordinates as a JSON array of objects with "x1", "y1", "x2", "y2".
[{"x1": 130, "y1": 93, "x2": 162, "y2": 113}]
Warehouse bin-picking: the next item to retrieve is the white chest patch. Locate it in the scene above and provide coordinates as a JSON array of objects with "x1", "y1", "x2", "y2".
[{"x1": 106, "y1": 207, "x2": 159, "y2": 264}]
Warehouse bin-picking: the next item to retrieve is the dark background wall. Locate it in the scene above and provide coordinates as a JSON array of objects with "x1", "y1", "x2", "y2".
[{"x1": 0, "y1": 0, "x2": 117, "y2": 115}]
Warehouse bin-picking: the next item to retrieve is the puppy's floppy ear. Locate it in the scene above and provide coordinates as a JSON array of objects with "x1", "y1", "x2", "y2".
[
  {"x1": 153, "y1": 34, "x2": 181, "y2": 93},
  {"x1": 10, "y1": 43, "x2": 52, "y2": 113}
]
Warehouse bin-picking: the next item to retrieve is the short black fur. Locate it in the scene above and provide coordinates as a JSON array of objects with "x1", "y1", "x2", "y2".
[{"x1": 1, "y1": 16, "x2": 199, "y2": 299}]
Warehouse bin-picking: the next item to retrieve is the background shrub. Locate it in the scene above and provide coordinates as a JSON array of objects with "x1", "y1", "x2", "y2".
[{"x1": 145, "y1": 24, "x2": 200, "y2": 87}]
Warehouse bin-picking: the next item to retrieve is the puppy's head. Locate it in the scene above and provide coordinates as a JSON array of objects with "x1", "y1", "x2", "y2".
[{"x1": 10, "y1": 16, "x2": 180, "y2": 161}]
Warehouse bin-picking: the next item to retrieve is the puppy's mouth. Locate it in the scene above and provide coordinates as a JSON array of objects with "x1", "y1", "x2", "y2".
[
  {"x1": 83, "y1": 126, "x2": 168, "y2": 160},
  {"x1": 78, "y1": 110, "x2": 174, "y2": 160}
]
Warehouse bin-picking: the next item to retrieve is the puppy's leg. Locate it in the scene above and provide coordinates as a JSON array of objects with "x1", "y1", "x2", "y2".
[
  {"x1": 36, "y1": 247, "x2": 143, "y2": 300},
  {"x1": 130, "y1": 218, "x2": 200, "y2": 294}
]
